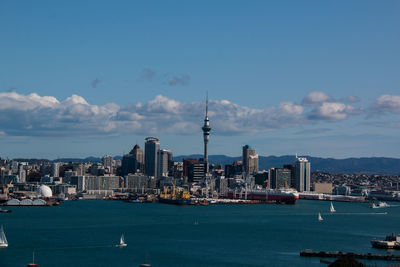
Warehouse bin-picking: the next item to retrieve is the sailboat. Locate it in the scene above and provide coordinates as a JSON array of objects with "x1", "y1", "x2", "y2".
[
  {"x1": 118, "y1": 234, "x2": 127, "y2": 247},
  {"x1": 0, "y1": 225, "x2": 8, "y2": 248},
  {"x1": 318, "y1": 213, "x2": 323, "y2": 221},
  {"x1": 330, "y1": 202, "x2": 336, "y2": 213}
]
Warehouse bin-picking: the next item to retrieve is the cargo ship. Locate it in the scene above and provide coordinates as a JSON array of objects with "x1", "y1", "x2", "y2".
[
  {"x1": 227, "y1": 188, "x2": 299, "y2": 204},
  {"x1": 158, "y1": 185, "x2": 191, "y2": 205}
]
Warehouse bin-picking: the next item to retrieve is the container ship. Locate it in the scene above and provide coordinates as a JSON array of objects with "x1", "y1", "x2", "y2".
[{"x1": 227, "y1": 188, "x2": 299, "y2": 204}]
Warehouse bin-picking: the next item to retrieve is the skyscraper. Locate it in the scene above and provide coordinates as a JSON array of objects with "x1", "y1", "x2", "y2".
[
  {"x1": 294, "y1": 156, "x2": 311, "y2": 192},
  {"x1": 158, "y1": 149, "x2": 171, "y2": 177},
  {"x1": 242, "y1": 145, "x2": 258, "y2": 174},
  {"x1": 102, "y1": 155, "x2": 113, "y2": 174},
  {"x1": 145, "y1": 137, "x2": 160, "y2": 178},
  {"x1": 269, "y1": 168, "x2": 291, "y2": 189},
  {"x1": 130, "y1": 144, "x2": 144, "y2": 173},
  {"x1": 202, "y1": 94, "x2": 211, "y2": 176},
  {"x1": 121, "y1": 153, "x2": 137, "y2": 176}
]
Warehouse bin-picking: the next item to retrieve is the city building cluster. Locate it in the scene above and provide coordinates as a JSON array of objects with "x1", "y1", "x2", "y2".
[{"x1": 0, "y1": 97, "x2": 399, "y2": 204}]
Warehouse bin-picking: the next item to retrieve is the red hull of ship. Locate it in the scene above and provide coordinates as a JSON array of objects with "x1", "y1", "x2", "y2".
[{"x1": 228, "y1": 190, "x2": 299, "y2": 204}]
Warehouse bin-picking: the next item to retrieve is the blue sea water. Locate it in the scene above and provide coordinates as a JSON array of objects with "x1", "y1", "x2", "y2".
[{"x1": 1, "y1": 200, "x2": 400, "y2": 267}]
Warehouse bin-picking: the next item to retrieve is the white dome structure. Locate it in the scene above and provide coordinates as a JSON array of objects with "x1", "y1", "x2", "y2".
[{"x1": 39, "y1": 185, "x2": 53, "y2": 198}]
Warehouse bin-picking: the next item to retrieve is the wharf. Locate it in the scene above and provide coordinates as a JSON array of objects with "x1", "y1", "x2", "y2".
[{"x1": 300, "y1": 249, "x2": 400, "y2": 261}]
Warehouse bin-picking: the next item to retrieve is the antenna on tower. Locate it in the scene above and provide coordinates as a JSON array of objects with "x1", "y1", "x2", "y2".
[{"x1": 206, "y1": 91, "x2": 208, "y2": 117}]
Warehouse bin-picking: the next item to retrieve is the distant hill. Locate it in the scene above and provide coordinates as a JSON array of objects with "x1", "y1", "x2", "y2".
[
  {"x1": 10, "y1": 155, "x2": 400, "y2": 175},
  {"x1": 55, "y1": 157, "x2": 102, "y2": 163}
]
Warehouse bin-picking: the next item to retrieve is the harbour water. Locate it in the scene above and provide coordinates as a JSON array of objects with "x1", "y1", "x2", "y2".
[{"x1": 1, "y1": 200, "x2": 400, "y2": 267}]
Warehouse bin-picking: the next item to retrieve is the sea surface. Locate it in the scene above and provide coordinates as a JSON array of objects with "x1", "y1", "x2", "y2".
[{"x1": 1, "y1": 200, "x2": 400, "y2": 267}]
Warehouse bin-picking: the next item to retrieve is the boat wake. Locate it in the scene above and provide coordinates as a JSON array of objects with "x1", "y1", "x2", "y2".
[
  {"x1": 333, "y1": 212, "x2": 388, "y2": 215},
  {"x1": 32, "y1": 245, "x2": 116, "y2": 250}
]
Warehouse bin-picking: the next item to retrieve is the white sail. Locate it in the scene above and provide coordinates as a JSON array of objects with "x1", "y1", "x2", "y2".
[
  {"x1": 330, "y1": 202, "x2": 336, "y2": 213},
  {"x1": 119, "y1": 234, "x2": 127, "y2": 247},
  {"x1": 0, "y1": 225, "x2": 8, "y2": 248},
  {"x1": 318, "y1": 213, "x2": 323, "y2": 221}
]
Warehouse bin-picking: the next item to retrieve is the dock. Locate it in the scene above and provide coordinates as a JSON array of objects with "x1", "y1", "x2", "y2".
[{"x1": 300, "y1": 249, "x2": 400, "y2": 261}]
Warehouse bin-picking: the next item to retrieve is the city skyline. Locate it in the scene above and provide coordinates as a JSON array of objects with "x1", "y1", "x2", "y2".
[{"x1": 0, "y1": 1, "x2": 399, "y2": 159}]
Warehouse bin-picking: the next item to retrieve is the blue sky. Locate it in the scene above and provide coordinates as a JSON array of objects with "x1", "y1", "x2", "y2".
[{"x1": 0, "y1": 0, "x2": 399, "y2": 159}]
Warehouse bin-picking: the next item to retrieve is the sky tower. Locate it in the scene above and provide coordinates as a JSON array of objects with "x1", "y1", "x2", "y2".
[{"x1": 202, "y1": 93, "x2": 211, "y2": 176}]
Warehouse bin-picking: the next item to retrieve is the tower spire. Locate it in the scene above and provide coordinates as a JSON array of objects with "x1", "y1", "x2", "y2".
[
  {"x1": 202, "y1": 92, "x2": 211, "y2": 177},
  {"x1": 206, "y1": 91, "x2": 208, "y2": 117}
]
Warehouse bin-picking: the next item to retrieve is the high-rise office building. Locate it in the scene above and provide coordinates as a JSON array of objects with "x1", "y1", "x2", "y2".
[
  {"x1": 242, "y1": 145, "x2": 258, "y2": 174},
  {"x1": 269, "y1": 168, "x2": 291, "y2": 189},
  {"x1": 121, "y1": 154, "x2": 136, "y2": 176},
  {"x1": 158, "y1": 149, "x2": 171, "y2": 177},
  {"x1": 18, "y1": 164, "x2": 26, "y2": 183},
  {"x1": 121, "y1": 144, "x2": 145, "y2": 176},
  {"x1": 130, "y1": 144, "x2": 144, "y2": 173},
  {"x1": 102, "y1": 155, "x2": 113, "y2": 174},
  {"x1": 294, "y1": 157, "x2": 311, "y2": 192},
  {"x1": 145, "y1": 137, "x2": 160, "y2": 178},
  {"x1": 51, "y1": 162, "x2": 60, "y2": 177},
  {"x1": 202, "y1": 94, "x2": 211, "y2": 176}
]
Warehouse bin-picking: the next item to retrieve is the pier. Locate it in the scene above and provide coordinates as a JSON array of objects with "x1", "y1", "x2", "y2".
[{"x1": 300, "y1": 249, "x2": 400, "y2": 261}]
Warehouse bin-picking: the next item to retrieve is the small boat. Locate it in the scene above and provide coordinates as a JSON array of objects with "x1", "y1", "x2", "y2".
[
  {"x1": 330, "y1": 202, "x2": 336, "y2": 213},
  {"x1": 371, "y1": 233, "x2": 400, "y2": 249},
  {"x1": 118, "y1": 234, "x2": 127, "y2": 247},
  {"x1": 318, "y1": 213, "x2": 323, "y2": 222},
  {"x1": 0, "y1": 208, "x2": 11, "y2": 213},
  {"x1": 371, "y1": 201, "x2": 389, "y2": 209},
  {"x1": 0, "y1": 225, "x2": 8, "y2": 248}
]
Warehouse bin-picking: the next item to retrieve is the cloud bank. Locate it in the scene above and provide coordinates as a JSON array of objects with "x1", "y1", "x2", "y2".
[{"x1": 0, "y1": 91, "x2": 395, "y2": 138}]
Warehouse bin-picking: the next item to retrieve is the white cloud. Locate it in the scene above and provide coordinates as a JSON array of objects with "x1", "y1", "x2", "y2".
[
  {"x1": 372, "y1": 94, "x2": 400, "y2": 114},
  {"x1": 0, "y1": 91, "x2": 367, "y2": 138},
  {"x1": 308, "y1": 102, "x2": 358, "y2": 121},
  {"x1": 301, "y1": 91, "x2": 332, "y2": 106}
]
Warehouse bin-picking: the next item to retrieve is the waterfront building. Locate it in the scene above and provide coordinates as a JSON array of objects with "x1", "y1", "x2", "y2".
[
  {"x1": 145, "y1": 137, "x2": 160, "y2": 178},
  {"x1": 124, "y1": 174, "x2": 156, "y2": 193},
  {"x1": 269, "y1": 168, "x2": 291, "y2": 189},
  {"x1": 294, "y1": 157, "x2": 311, "y2": 192},
  {"x1": 333, "y1": 185, "x2": 351, "y2": 195},
  {"x1": 202, "y1": 94, "x2": 211, "y2": 176},
  {"x1": 313, "y1": 183, "x2": 333, "y2": 194},
  {"x1": 67, "y1": 175, "x2": 121, "y2": 193}
]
